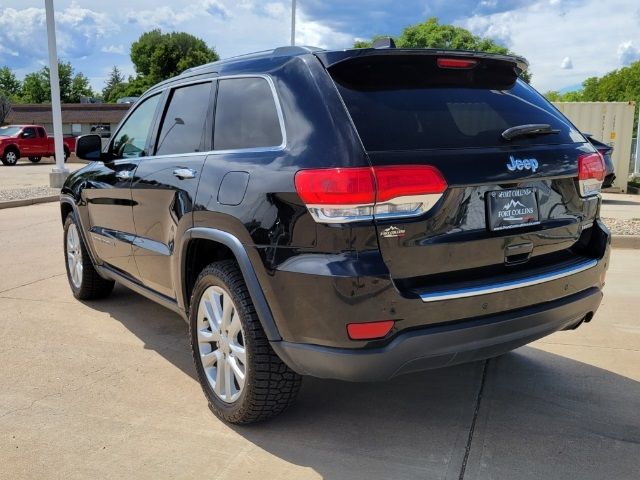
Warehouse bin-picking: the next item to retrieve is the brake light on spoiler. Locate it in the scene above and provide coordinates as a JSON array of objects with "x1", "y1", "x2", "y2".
[
  {"x1": 437, "y1": 58, "x2": 478, "y2": 69},
  {"x1": 295, "y1": 165, "x2": 447, "y2": 223},
  {"x1": 578, "y1": 152, "x2": 605, "y2": 197}
]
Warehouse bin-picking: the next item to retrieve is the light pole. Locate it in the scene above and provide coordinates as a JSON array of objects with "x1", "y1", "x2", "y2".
[
  {"x1": 45, "y1": 0, "x2": 68, "y2": 187},
  {"x1": 291, "y1": 0, "x2": 296, "y2": 46},
  {"x1": 635, "y1": 107, "x2": 640, "y2": 176}
]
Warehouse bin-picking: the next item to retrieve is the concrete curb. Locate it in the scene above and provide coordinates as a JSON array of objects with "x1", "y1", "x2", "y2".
[
  {"x1": 0, "y1": 195, "x2": 59, "y2": 210},
  {"x1": 611, "y1": 235, "x2": 640, "y2": 249}
]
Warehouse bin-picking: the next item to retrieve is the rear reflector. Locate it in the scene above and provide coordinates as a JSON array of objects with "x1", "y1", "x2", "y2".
[
  {"x1": 295, "y1": 165, "x2": 447, "y2": 223},
  {"x1": 437, "y1": 58, "x2": 478, "y2": 69},
  {"x1": 347, "y1": 320, "x2": 395, "y2": 340},
  {"x1": 578, "y1": 152, "x2": 605, "y2": 197}
]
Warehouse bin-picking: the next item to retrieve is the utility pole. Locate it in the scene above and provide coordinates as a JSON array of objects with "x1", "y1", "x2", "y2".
[
  {"x1": 291, "y1": 0, "x2": 297, "y2": 46},
  {"x1": 45, "y1": 0, "x2": 68, "y2": 187}
]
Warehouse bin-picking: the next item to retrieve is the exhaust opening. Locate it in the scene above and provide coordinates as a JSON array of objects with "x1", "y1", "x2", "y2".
[{"x1": 563, "y1": 311, "x2": 594, "y2": 331}]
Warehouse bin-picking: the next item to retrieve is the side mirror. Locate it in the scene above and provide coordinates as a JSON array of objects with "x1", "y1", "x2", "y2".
[{"x1": 76, "y1": 134, "x2": 105, "y2": 161}]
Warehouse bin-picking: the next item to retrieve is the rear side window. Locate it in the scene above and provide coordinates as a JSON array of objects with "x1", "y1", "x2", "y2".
[
  {"x1": 37, "y1": 127, "x2": 46, "y2": 138},
  {"x1": 155, "y1": 82, "x2": 212, "y2": 156},
  {"x1": 330, "y1": 56, "x2": 581, "y2": 152},
  {"x1": 214, "y1": 77, "x2": 282, "y2": 151}
]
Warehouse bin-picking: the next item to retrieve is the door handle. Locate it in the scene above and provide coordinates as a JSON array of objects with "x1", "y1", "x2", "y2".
[
  {"x1": 173, "y1": 168, "x2": 197, "y2": 180},
  {"x1": 115, "y1": 170, "x2": 133, "y2": 180}
]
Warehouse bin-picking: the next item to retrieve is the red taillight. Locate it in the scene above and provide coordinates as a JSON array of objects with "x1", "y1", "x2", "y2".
[
  {"x1": 294, "y1": 167, "x2": 375, "y2": 205},
  {"x1": 294, "y1": 165, "x2": 448, "y2": 223},
  {"x1": 437, "y1": 58, "x2": 478, "y2": 69},
  {"x1": 375, "y1": 165, "x2": 447, "y2": 202},
  {"x1": 578, "y1": 153, "x2": 605, "y2": 181},
  {"x1": 578, "y1": 152, "x2": 605, "y2": 197},
  {"x1": 347, "y1": 320, "x2": 395, "y2": 340}
]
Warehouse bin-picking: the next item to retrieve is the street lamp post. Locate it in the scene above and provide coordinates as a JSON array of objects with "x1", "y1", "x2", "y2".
[
  {"x1": 291, "y1": 0, "x2": 296, "y2": 46},
  {"x1": 45, "y1": 0, "x2": 69, "y2": 187}
]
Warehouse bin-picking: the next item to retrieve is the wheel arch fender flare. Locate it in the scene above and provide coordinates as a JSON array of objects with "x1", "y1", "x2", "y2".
[
  {"x1": 59, "y1": 195, "x2": 101, "y2": 267},
  {"x1": 3, "y1": 144, "x2": 20, "y2": 157},
  {"x1": 178, "y1": 227, "x2": 282, "y2": 342}
]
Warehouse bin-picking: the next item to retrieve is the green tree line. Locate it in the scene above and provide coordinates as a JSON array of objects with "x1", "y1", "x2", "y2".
[
  {"x1": 545, "y1": 61, "x2": 640, "y2": 132},
  {"x1": 0, "y1": 29, "x2": 218, "y2": 105}
]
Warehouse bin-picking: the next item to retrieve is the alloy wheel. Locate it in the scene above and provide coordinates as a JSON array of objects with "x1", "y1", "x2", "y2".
[
  {"x1": 5, "y1": 151, "x2": 17, "y2": 165},
  {"x1": 196, "y1": 286, "x2": 247, "y2": 403},
  {"x1": 66, "y1": 223, "x2": 83, "y2": 288}
]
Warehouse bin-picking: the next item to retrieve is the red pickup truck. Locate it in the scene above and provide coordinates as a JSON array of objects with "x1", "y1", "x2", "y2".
[{"x1": 0, "y1": 125, "x2": 76, "y2": 166}]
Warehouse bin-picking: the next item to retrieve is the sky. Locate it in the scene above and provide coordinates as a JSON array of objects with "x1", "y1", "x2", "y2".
[{"x1": 1, "y1": 0, "x2": 639, "y2": 94}]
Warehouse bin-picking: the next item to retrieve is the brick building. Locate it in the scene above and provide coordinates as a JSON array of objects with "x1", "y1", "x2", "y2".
[{"x1": 4, "y1": 103, "x2": 131, "y2": 138}]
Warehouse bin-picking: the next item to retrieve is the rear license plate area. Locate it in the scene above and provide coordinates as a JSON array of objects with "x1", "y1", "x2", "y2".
[{"x1": 486, "y1": 188, "x2": 540, "y2": 231}]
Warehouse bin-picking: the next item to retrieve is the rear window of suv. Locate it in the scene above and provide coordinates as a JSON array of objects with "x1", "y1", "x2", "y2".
[{"x1": 330, "y1": 55, "x2": 582, "y2": 152}]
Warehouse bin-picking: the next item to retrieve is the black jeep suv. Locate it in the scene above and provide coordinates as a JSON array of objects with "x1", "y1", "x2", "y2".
[{"x1": 61, "y1": 45, "x2": 610, "y2": 424}]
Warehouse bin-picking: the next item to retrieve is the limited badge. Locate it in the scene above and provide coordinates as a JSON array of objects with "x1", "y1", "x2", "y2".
[{"x1": 380, "y1": 226, "x2": 406, "y2": 238}]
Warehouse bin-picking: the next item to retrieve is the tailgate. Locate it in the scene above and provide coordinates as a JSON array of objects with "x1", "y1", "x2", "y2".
[{"x1": 325, "y1": 51, "x2": 601, "y2": 286}]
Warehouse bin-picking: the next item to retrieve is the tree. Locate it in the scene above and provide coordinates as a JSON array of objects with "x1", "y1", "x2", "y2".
[
  {"x1": 128, "y1": 30, "x2": 219, "y2": 95},
  {"x1": 355, "y1": 18, "x2": 532, "y2": 83},
  {"x1": 102, "y1": 66, "x2": 126, "y2": 103},
  {"x1": 0, "y1": 67, "x2": 21, "y2": 99},
  {"x1": 544, "y1": 60, "x2": 640, "y2": 131},
  {"x1": 0, "y1": 93, "x2": 10, "y2": 125},
  {"x1": 20, "y1": 61, "x2": 94, "y2": 103},
  {"x1": 21, "y1": 72, "x2": 48, "y2": 103}
]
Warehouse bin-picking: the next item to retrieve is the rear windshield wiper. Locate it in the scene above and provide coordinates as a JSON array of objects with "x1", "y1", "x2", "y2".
[{"x1": 501, "y1": 124, "x2": 560, "y2": 141}]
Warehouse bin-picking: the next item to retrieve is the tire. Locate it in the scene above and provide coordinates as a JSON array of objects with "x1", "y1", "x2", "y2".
[
  {"x1": 190, "y1": 260, "x2": 301, "y2": 424},
  {"x1": 63, "y1": 213, "x2": 115, "y2": 300},
  {"x1": 1, "y1": 149, "x2": 19, "y2": 166},
  {"x1": 29, "y1": 156, "x2": 42, "y2": 163}
]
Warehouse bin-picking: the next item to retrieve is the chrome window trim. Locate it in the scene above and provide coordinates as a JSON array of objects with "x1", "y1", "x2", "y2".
[
  {"x1": 419, "y1": 258, "x2": 598, "y2": 303},
  {"x1": 110, "y1": 74, "x2": 287, "y2": 160}
]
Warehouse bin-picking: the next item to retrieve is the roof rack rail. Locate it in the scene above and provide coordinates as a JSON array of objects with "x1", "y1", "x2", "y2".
[{"x1": 272, "y1": 46, "x2": 322, "y2": 57}]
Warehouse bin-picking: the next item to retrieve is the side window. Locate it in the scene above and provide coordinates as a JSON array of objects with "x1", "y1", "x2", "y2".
[
  {"x1": 37, "y1": 127, "x2": 46, "y2": 138},
  {"x1": 155, "y1": 82, "x2": 212, "y2": 156},
  {"x1": 214, "y1": 77, "x2": 283, "y2": 151},
  {"x1": 111, "y1": 94, "x2": 161, "y2": 159},
  {"x1": 22, "y1": 127, "x2": 36, "y2": 138}
]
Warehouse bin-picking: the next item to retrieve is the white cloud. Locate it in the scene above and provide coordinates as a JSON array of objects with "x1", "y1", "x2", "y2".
[
  {"x1": 296, "y1": 12, "x2": 354, "y2": 49},
  {"x1": 617, "y1": 41, "x2": 640, "y2": 66},
  {"x1": 263, "y1": 2, "x2": 288, "y2": 19},
  {"x1": 464, "y1": 14, "x2": 513, "y2": 45},
  {"x1": 0, "y1": 4, "x2": 116, "y2": 66},
  {"x1": 458, "y1": 0, "x2": 640, "y2": 92},
  {"x1": 560, "y1": 56, "x2": 573, "y2": 69},
  {"x1": 101, "y1": 45, "x2": 126, "y2": 55}
]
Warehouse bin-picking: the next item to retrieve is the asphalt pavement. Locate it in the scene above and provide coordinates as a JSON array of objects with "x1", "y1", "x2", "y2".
[{"x1": 0, "y1": 203, "x2": 638, "y2": 480}]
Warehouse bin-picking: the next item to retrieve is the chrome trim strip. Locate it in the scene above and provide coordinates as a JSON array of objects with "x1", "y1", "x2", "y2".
[{"x1": 419, "y1": 258, "x2": 598, "y2": 302}]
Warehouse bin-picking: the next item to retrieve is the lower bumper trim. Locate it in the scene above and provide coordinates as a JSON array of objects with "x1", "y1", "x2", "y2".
[{"x1": 272, "y1": 287, "x2": 603, "y2": 382}]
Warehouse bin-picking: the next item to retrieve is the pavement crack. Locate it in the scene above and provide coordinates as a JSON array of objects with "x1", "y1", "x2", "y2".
[
  {"x1": 459, "y1": 359, "x2": 489, "y2": 480},
  {"x1": 0, "y1": 273, "x2": 65, "y2": 295}
]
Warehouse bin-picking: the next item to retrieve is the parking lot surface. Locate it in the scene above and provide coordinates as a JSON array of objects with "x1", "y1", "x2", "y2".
[
  {"x1": 0, "y1": 203, "x2": 638, "y2": 480},
  {"x1": 0, "y1": 159, "x2": 84, "y2": 191}
]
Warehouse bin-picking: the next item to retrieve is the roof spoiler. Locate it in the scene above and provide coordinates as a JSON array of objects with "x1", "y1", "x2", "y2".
[{"x1": 315, "y1": 48, "x2": 529, "y2": 75}]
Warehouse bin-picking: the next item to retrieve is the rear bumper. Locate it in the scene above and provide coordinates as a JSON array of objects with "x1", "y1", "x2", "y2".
[{"x1": 271, "y1": 287, "x2": 603, "y2": 381}]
